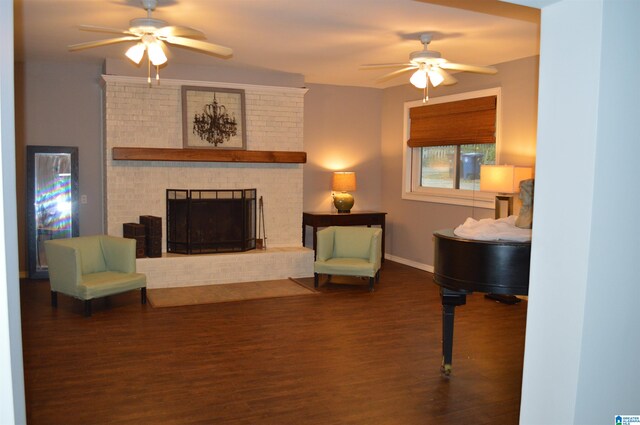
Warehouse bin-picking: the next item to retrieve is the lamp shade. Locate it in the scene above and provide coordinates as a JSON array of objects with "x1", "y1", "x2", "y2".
[
  {"x1": 147, "y1": 41, "x2": 167, "y2": 66},
  {"x1": 410, "y1": 69, "x2": 428, "y2": 89},
  {"x1": 332, "y1": 172, "x2": 356, "y2": 192},
  {"x1": 480, "y1": 165, "x2": 533, "y2": 193},
  {"x1": 125, "y1": 42, "x2": 146, "y2": 64},
  {"x1": 427, "y1": 68, "x2": 444, "y2": 87}
]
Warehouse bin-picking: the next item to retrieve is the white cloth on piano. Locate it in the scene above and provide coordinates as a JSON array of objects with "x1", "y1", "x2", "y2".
[{"x1": 454, "y1": 215, "x2": 532, "y2": 242}]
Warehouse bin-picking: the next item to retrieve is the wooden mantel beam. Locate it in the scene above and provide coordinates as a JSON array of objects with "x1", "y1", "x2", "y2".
[{"x1": 112, "y1": 147, "x2": 307, "y2": 164}]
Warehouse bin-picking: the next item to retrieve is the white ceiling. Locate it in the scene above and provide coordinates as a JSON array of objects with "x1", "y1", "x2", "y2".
[{"x1": 14, "y1": 0, "x2": 540, "y2": 88}]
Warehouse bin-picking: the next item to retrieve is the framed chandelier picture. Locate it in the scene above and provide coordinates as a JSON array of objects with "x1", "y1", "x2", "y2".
[{"x1": 182, "y1": 86, "x2": 247, "y2": 150}]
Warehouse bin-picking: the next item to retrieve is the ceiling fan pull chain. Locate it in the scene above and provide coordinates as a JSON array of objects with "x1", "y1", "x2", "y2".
[
  {"x1": 147, "y1": 56, "x2": 151, "y2": 87},
  {"x1": 423, "y1": 84, "x2": 429, "y2": 103}
]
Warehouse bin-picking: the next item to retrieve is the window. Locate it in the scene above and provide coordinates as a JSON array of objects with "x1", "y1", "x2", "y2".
[
  {"x1": 402, "y1": 88, "x2": 501, "y2": 208},
  {"x1": 420, "y1": 143, "x2": 496, "y2": 190}
]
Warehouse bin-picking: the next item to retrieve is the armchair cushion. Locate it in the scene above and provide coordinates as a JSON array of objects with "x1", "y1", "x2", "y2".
[
  {"x1": 314, "y1": 257, "x2": 376, "y2": 277},
  {"x1": 80, "y1": 271, "x2": 147, "y2": 299}
]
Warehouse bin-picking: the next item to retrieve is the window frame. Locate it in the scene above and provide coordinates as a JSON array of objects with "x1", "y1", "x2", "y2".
[{"x1": 402, "y1": 87, "x2": 502, "y2": 208}]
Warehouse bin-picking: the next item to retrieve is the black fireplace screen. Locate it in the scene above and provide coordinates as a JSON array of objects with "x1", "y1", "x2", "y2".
[{"x1": 166, "y1": 189, "x2": 256, "y2": 254}]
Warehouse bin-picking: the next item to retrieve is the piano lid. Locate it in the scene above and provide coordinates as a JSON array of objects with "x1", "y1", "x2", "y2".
[{"x1": 433, "y1": 229, "x2": 531, "y2": 296}]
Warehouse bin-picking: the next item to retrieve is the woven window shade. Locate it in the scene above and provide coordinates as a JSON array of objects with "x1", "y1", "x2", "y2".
[{"x1": 407, "y1": 95, "x2": 497, "y2": 147}]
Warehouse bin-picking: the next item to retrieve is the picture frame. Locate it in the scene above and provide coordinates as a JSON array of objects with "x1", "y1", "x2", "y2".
[{"x1": 182, "y1": 86, "x2": 247, "y2": 150}]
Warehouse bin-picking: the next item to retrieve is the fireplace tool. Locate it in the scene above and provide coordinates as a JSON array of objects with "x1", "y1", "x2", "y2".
[{"x1": 257, "y1": 196, "x2": 267, "y2": 250}]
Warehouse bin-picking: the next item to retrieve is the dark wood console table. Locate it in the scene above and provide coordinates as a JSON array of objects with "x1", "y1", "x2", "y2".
[{"x1": 302, "y1": 211, "x2": 387, "y2": 263}]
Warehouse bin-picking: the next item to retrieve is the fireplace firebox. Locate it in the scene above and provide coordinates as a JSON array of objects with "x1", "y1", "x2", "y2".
[{"x1": 166, "y1": 189, "x2": 256, "y2": 254}]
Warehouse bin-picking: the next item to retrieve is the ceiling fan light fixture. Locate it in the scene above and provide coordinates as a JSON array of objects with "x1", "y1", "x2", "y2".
[
  {"x1": 410, "y1": 69, "x2": 428, "y2": 89},
  {"x1": 147, "y1": 40, "x2": 167, "y2": 66},
  {"x1": 125, "y1": 42, "x2": 146, "y2": 64}
]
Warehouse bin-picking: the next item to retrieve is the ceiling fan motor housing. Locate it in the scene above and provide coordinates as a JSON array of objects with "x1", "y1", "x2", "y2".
[
  {"x1": 129, "y1": 18, "x2": 168, "y2": 34},
  {"x1": 409, "y1": 49, "x2": 442, "y2": 65}
]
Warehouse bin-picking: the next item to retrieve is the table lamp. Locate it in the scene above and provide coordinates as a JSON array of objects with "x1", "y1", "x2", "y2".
[
  {"x1": 480, "y1": 165, "x2": 533, "y2": 218},
  {"x1": 332, "y1": 171, "x2": 356, "y2": 213}
]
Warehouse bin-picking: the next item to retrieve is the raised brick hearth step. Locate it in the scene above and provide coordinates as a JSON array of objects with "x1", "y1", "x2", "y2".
[{"x1": 136, "y1": 247, "x2": 313, "y2": 289}]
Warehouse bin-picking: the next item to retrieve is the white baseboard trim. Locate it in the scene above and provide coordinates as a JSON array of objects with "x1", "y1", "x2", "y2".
[{"x1": 384, "y1": 253, "x2": 434, "y2": 273}]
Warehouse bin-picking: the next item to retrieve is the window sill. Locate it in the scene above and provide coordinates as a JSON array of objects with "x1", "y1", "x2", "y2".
[{"x1": 402, "y1": 188, "x2": 495, "y2": 209}]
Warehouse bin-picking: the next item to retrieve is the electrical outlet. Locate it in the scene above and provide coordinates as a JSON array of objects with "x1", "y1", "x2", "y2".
[{"x1": 80, "y1": 195, "x2": 88, "y2": 204}]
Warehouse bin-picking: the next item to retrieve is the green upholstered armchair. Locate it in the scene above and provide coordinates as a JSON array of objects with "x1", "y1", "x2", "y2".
[
  {"x1": 44, "y1": 235, "x2": 147, "y2": 316},
  {"x1": 313, "y1": 226, "x2": 382, "y2": 292}
]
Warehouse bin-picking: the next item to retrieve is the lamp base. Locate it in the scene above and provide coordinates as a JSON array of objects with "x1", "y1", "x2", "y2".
[
  {"x1": 494, "y1": 194, "x2": 514, "y2": 219},
  {"x1": 333, "y1": 192, "x2": 354, "y2": 214}
]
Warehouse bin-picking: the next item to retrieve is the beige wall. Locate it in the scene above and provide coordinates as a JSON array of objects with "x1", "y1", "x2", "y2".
[
  {"x1": 303, "y1": 83, "x2": 383, "y2": 214},
  {"x1": 380, "y1": 55, "x2": 539, "y2": 268},
  {"x1": 14, "y1": 60, "x2": 104, "y2": 273}
]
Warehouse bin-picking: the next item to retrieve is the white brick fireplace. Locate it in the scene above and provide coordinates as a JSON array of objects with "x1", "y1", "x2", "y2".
[{"x1": 102, "y1": 75, "x2": 313, "y2": 288}]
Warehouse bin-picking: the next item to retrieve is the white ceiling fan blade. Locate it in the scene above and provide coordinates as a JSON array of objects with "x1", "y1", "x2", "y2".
[
  {"x1": 78, "y1": 24, "x2": 135, "y2": 36},
  {"x1": 440, "y1": 62, "x2": 498, "y2": 74},
  {"x1": 163, "y1": 36, "x2": 233, "y2": 57},
  {"x1": 360, "y1": 63, "x2": 412, "y2": 70},
  {"x1": 155, "y1": 25, "x2": 205, "y2": 39},
  {"x1": 432, "y1": 67, "x2": 458, "y2": 85},
  {"x1": 376, "y1": 66, "x2": 417, "y2": 83},
  {"x1": 68, "y1": 36, "x2": 140, "y2": 51}
]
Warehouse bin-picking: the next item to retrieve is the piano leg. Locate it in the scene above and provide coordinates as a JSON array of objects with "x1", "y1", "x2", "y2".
[{"x1": 440, "y1": 288, "x2": 467, "y2": 376}]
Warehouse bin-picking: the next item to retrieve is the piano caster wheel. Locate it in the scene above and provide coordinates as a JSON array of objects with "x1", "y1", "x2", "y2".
[{"x1": 441, "y1": 364, "x2": 452, "y2": 376}]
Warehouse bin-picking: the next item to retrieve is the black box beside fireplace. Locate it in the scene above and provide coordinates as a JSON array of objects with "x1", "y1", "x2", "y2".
[{"x1": 166, "y1": 189, "x2": 256, "y2": 254}]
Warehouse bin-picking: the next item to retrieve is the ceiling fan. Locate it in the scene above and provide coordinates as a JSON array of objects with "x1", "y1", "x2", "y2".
[
  {"x1": 68, "y1": 0, "x2": 233, "y2": 84},
  {"x1": 361, "y1": 34, "x2": 497, "y2": 101}
]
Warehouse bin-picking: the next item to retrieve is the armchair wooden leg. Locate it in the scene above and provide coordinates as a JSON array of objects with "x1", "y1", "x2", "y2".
[
  {"x1": 141, "y1": 287, "x2": 147, "y2": 305},
  {"x1": 51, "y1": 291, "x2": 58, "y2": 308},
  {"x1": 376, "y1": 270, "x2": 381, "y2": 283},
  {"x1": 84, "y1": 300, "x2": 92, "y2": 317},
  {"x1": 314, "y1": 273, "x2": 319, "y2": 288},
  {"x1": 369, "y1": 277, "x2": 375, "y2": 292}
]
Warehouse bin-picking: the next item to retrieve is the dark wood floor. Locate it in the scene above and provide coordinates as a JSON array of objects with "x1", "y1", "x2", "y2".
[{"x1": 20, "y1": 261, "x2": 527, "y2": 425}]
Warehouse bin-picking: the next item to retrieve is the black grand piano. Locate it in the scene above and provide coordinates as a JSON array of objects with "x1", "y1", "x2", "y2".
[{"x1": 433, "y1": 229, "x2": 531, "y2": 375}]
